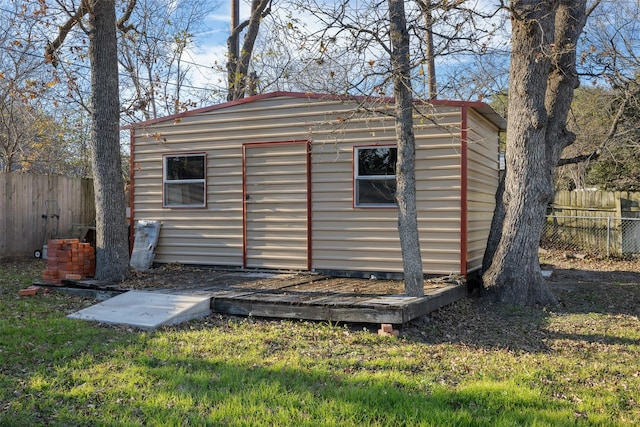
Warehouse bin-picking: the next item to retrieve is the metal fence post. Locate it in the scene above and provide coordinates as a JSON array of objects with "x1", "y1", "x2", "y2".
[
  {"x1": 607, "y1": 216, "x2": 611, "y2": 257},
  {"x1": 541, "y1": 214, "x2": 639, "y2": 257}
]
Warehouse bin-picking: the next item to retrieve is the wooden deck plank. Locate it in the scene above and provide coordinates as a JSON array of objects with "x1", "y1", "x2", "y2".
[
  {"x1": 210, "y1": 290, "x2": 258, "y2": 299},
  {"x1": 400, "y1": 285, "x2": 468, "y2": 323},
  {"x1": 307, "y1": 296, "x2": 372, "y2": 307},
  {"x1": 232, "y1": 275, "x2": 327, "y2": 291},
  {"x1": 211, "y1": 298, "x2": 407, "y2": 324},
  {"x1": 301, "y1": 294, "x2": 358, "y2": 305},
  {"x1": 292, "y1": 283, "x2": 359, "y2": 295},
  {"x1": 353, "y1": 295, "x2": 423, "y2": 309},
  {"x1": 211, "y1": 284, "x2": 467, "y2": 324}
]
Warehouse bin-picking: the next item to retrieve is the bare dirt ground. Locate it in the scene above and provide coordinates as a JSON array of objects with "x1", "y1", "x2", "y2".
[
  {"x1": 540, "y1": 250, "x2": 640, "y2": 289},
  {"x1": 115, "y1": 250, "x2": 640, "y2": 297},
  {"x1": 118, "y1": 265, "x2": 459, "y2": 295}
]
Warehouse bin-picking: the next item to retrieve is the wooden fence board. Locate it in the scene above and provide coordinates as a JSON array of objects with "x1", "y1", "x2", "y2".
[
  {"x1": 551, "y1": 190, "x2": 639, "y2": 216},
  {"x1": 0, "y1": 173, "x2": 95, "y2": 259},
  {"x1": 545, "y1": 190, "x2": 640, "y2": 256}
]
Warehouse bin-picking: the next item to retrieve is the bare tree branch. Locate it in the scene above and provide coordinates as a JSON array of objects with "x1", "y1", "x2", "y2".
[
  {"x1": 45, "y1": 0, "x2": 90, "y2": 67},
  {"x1": 117, "y1": 0, "x2": 138, "y2": 33},
  {"x1": 586, "y1": 0, "x2": 602, "y2": 18},
  {"x1": 227, "y1": 0, "x2": 273, "y2": 100},
  {"x1": 558, "y1": 91, "x2": 629, "y2": 166}
]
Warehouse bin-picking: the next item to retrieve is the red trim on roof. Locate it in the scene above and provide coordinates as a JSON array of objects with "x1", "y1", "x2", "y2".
[{"x1": 122, "y1": 91, "x2": 506, "y2": 131}]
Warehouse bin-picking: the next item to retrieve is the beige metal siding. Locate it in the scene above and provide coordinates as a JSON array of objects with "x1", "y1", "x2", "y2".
[
  {"x1": 311, "y1": 106, "x2": 463, "y2": 275},
  {"x1": 244, "y1": 142, "x2": 309, "y2": 269},
  {"x1": 131, "y1": 95, "x2": 501, "y2": 276},
  {"x1": 465, "y1": 109, "x2": 501, "y2": 273},
  {"x1": 131, "y1": 96, "x2": 347, "y2": 267},
  {"x1": 132, "y1": 135, "x2": 246, "y2": 266},
  {"x1": 416, "y1": 111, "x2": 463, "y2": 274}
]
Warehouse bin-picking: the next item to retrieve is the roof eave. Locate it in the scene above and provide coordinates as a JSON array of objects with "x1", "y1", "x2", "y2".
[{"x1": 122, "y1": 91, "x2": 506, "y2": 132}]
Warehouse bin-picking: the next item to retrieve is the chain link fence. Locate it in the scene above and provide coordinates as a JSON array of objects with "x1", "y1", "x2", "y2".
[{"x1": 541, "y1": 215, "x2": 640, "y2": 257}]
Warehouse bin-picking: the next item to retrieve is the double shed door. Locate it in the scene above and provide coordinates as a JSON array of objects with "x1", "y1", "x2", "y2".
[{"x1": 243, "y1": 141, "x2": 310, "y2": 270}]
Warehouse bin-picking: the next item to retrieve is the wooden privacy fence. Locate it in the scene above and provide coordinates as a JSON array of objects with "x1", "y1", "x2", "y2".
[
  {"x1": 550, "y1": 190, "x2": 640, "y2": 217},
  {"x1": 0, "y1": 173, "x2": 95, "y2": 259},
  {"x1": 543, "y1": 190, "x2": 640, "y2": 256}
]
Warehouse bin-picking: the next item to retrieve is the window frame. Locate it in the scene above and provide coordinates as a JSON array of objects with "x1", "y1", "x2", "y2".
[
  {"x1": 162, "y1": 152, "x2": 207, "y2": 208},
  {"x1": 353, "y1": 145, "x2": 398, "y2": 208}
]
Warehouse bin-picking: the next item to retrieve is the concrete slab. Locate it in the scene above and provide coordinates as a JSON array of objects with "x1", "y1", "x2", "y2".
[{"x1": 67, "y1": 291, "x2": 212, "y2": 330}]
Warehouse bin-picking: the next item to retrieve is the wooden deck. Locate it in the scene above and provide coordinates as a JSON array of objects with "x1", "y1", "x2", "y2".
[
  {"x1": 46, "y1": 272, "x2": 468, "y2": 325},
  {"x1": 211, "y1": 285, "x2": 466, "y2": 324}
]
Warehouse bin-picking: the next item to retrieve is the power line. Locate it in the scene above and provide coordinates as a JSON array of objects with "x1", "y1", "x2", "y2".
[
  {"x1": 0, "y1": 4, "x2": 226, "y2": 92},
  {"x1": 1, "y1": 1, "x2": 637, "y2": 93},
  {"x1": 0, "y1": 42, "x2": 222, "y2": 93}
]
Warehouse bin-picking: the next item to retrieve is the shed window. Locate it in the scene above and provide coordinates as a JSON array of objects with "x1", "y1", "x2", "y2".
[
  {"x1": 163, "y1": 154, "x2": 206, "y2": 207},
  {"x1": 354, "y1": 146, "x2": 397, "y2": 207}
]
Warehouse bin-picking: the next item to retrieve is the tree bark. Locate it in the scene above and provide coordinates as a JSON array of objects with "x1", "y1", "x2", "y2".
[
  {"x1": 89, "y1": 0, "x2": 130, "y2": 281},
  {"x1": 388, "y1": 0, "x2": 424, "y2": 296},
  {"x1": 227, "y1": 0, "x2": 241, "y2": 101},
  {"x1": 417, "y1": 0, "x2": 437, "y2": 99},
  {"x1": 1, "y1": 171, "x2": 12, "y2": 255},
  {"x1": 483, "y1": 0, "x2": 589, "y2": 306},
  {"x1": 227, "y1": 0, "x2": 271, "y2": 101},
  {"x1": 482, "y1": 171, "x2": 505, "y2": 273}
]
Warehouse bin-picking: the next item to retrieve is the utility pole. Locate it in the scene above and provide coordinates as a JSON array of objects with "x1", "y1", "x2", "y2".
[
  {"x1": 228, "y1": 0, "x2": 240, "y2": 100},
  {"x1": 231, "y1": 0, "x2": 239, "y2": 42},
  {"x1": 419, "y1": 0, "x2": 437, "y2": 99}
]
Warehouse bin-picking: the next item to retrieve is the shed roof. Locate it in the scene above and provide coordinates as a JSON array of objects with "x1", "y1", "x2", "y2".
[{"x1": 124, "y1": 91, "x2": 507, "y2": 132}]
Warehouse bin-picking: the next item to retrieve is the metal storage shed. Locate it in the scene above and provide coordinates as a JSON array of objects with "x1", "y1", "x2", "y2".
[{"x1": 128, "y1": 92, "x2": 506, "y2": 278}]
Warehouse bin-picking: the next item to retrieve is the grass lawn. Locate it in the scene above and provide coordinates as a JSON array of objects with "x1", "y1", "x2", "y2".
[{"x1": 1, "y1": 258, "x2": 639, "y2": 426}]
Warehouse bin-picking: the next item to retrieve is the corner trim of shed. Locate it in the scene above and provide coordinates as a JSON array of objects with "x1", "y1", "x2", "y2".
[{"x1": 460, "y1": 105, "x2": 469, "y2": 277}]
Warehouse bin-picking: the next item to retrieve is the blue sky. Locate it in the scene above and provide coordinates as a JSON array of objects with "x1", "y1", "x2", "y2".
[{"x1": 183, "y1": 0, "x2": 512, "y2": 99}]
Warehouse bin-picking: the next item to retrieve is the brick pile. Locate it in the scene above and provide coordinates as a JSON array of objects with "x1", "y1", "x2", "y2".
[{"x1": 42, "y1": 239, "x2": 96, "y2": 284}]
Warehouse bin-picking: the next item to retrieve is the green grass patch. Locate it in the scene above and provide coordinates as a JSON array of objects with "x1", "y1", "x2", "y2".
[{"x1": 1, "y1": 259, "x2": 639, "y2": 426}]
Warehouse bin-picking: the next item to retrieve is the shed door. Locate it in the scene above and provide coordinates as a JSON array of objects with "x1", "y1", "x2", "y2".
[{"x1": 243, "y1": 141, "x2": 310, "y2": 270}]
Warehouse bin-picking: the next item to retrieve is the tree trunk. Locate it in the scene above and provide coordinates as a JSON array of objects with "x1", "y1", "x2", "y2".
[
  {"x1": 388, "y1": 0, "x2": 424, "y2": 296},
  {"x1": 89, "y1": 0, "x2": 130, "y2": 281},
  {"x1": 227, "y1": 0, "x2": 240, "y2": 101},
  {"x1": 1, "y1": 171, "x2": 12, "y2": 255},
  {"x1": 227, "y1": 0, "x2": 271, "y2": 101},
  {"x1": 482, "y1": 0, "x2": 589, "y2": 306},
  {"x1": 481, "y1": 171, "x2": 505, "y2": 273},
  {"x1": 418, "y1": 0, "x2": 437, "y2": 99}
]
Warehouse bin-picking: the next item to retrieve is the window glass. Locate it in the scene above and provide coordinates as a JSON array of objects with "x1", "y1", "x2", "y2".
[
  {"x1": 166, "y1": 156, "x2": 205, "y2": 180},
  {"x1": 163, "y1": 154, "x2": 206, "y2": 207},
  {"x1": 358, "y1": 147, "x2": 397, "y2": 176},
  {"x1": 354, "y1": 147, "x2": 397, "y2": 207}
]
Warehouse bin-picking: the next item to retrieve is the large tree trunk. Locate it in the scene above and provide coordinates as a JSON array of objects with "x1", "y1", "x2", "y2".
[
  {"x1": 482, "y1": 0, "x2": 589, "y2": 306},
  {"x1": 89, "y1": 0, "x2": 130, "y2": 281},
  {"x1": 388, "y1": 0, "x2": 424, "y2": 296},
  {"x1": 227, "y1": 0, "x2": 271, "y2": 101},
  {"x1": 482, "y1": 172, "x2": 505, "y2": 273}
]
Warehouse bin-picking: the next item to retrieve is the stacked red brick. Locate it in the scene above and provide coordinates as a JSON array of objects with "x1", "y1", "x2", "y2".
[{"x1": 43, "y1": 239, "x2": 96, "y2": 284}]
